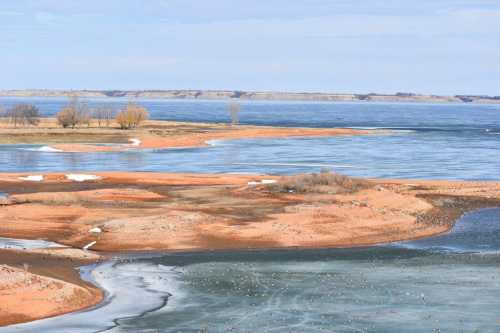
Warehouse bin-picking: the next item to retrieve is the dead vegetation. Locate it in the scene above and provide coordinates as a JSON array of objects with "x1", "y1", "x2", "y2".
[{"x1": 265, "y1": 170, "x2": 372, "y2": 194}]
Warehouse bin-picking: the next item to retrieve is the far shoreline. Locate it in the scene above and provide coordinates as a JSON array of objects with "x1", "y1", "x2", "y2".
[{"x1": 1, "y1": 89, "x2": 499, "y2": 104}]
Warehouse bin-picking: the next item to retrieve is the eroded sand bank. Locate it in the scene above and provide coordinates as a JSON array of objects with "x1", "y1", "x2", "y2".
[{"x1": 0, "y1": 249, "x2": 103, "y2": 326}]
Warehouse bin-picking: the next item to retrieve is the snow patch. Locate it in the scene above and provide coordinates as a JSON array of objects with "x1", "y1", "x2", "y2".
[
  {"x1": 247, "y1": 179, "x2": 277, "y2": 186},
  {"x1": 19, "y1": 175, "x2": 44, "y2": 182},
  {"x1": 89, "y1": 227, "x2": 102, "y2": 234},
  {"x1": 66, "y1": 174, "x2": 101, "y2": 182},
  {"x1": 83, "y1": 241, "x2": 97, "y2": 251},
  {"x1": 37, "y1": 146, "x2": 63, "y2": 152},
  {"x1": 129, "y1": 138, "x2": 141, "y2": 146}
]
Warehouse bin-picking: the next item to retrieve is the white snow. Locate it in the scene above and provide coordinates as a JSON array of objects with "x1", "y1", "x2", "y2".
[
  {"x1": 247, "y1": 179, "x2": 277, "y2": 186},
  {"x1": 37, "y1": 146, "x2": 63, "y2": 152},
  {"x1": 19, "y1": 175, "x2": 44, "y2": 182},
  {"x1": 129, "y1": 138, "x2": 141, "y2": 146},
  {"x1": 83, "y1": 241, "x2": 97, "y2": 251},
  {"x1": 66, "y1": 174, "x2": 101, "y2": 182},
  {"x1": 89, "y1": 227, "x2": 102, "y2": 234}
]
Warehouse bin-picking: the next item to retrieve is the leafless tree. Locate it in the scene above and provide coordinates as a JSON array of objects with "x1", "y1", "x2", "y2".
[
  {"x1": 57, "y1": 96, "x2": 89, "y2": 128},
  {"x1": 0, "y1": 105, "x2": 6, "y2": 124},
  {"x1": 6, "y1": 104, "x2": 40, "y2": 127},
  {"x1": 228, "y1": 99, "x2": 240, "y2": 125},
  {"x1": 93, "y1": 105, "x2": 117, "y2": 127},
  {"x1": 116, "y1": 102, "x2": 149, "y2": 129}
]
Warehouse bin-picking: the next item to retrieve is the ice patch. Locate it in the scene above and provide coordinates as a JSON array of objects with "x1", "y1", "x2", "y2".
[
  {"x1": 66, "y1": 174, "x2": 101, "y2": 182},
  {"x1": 19, "y1": 175, "x2": 44, "y2": 182},
  {"x1": 89, "y1": 227, "x2": 102, "y2": 234},
  {"x1": 0, "y1": 237, "x2": 65, "y2": 250}
]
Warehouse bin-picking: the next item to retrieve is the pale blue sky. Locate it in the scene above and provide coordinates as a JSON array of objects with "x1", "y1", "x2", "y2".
[{"x1": 1, "y1": 0, "x2": 499, "y2": 95}]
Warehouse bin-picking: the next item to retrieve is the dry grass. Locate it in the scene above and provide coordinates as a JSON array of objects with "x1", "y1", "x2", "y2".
[{"x1": 266, "y1": 170, "x2": 372, "y2": 194}]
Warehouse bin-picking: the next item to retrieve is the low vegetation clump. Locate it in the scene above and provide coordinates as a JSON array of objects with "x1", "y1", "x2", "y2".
[
  {"x1": 266, "y1": 170, "x2": 371, "y2": 194},
  {"x1": 116, "y1": 102, "x2": 149, "y2": 129},
  {"x1": 56, "y1": 97, "x2": 90, "y2": 128}
]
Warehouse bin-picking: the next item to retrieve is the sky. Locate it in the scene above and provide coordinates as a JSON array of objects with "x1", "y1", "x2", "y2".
[{"x1": 0, "y1": 0, "x2": 499, "y2": 95}]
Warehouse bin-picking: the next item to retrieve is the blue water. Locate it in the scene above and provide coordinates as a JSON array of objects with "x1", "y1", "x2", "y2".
[
  {"x1": 0, "y1": 98, "x2": 499, "y2": 179},
  {"x1": 1, "y1": 96, "x2": 500, "y2": 129},
  {"x1": 1, "y1": 98, "x2": 500, "y2": 332}
]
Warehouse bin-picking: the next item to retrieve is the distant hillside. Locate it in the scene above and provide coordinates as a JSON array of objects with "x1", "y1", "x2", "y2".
[{"x1": 0, "y1": 89, "x2": 499, "y2": 104}]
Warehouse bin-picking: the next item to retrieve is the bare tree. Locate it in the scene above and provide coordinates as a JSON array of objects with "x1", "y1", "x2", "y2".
[
  {"x1": 116, "y1": 102, "x2": 149, "y2": 129},
  {"x1": 56, "y1": 96, "x2": 89, "y2": 128},
  {"x1": 93, "y1": 105, "x2": 117, "y2": 127},
  {"x1": 6, "y1": 104, "x2": 40, "y2": 127},
  {"x1": 0, "y1": 105, "x2": 6, "y2": 124},
  {"x1": 228, "y1": 99, "x2": 240, "y2": 125}
]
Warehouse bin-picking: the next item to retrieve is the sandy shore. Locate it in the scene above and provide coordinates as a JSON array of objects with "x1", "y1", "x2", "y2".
[
  {"x1": 0, "y1": 118, "x2": 371, "y2": 151},
  {"x1": 1, "y1": 171, "x2": 500, "y2": 326},
  {"x1": 51, "y1": 126, "x2": 369, "y2": 152},
  {"x1": 0, "y1": 248, "x2": 103, "y2": 326},
  {"x1": 2, "y1": 172, "x2": 500, "y2": 252}
]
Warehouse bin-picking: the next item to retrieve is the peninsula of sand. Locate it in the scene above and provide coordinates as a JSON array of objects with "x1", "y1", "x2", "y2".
[{"x1": 1, "y1": 120, "x2": 500, "y2": 326}]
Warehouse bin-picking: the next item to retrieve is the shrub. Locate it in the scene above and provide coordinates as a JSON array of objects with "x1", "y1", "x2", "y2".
[
  {"x1": 116, "y1": 102, "x2": 149, "y2": 129},
  {"x1": 56, "y1": 97, "x2": 89, "y2": 128},
  {"x1": 6, "y1": 104, "x2": 40, "y2": 127},
  {"x1": 265, "y1": 170, "x2": 371, "y2": 194}
]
